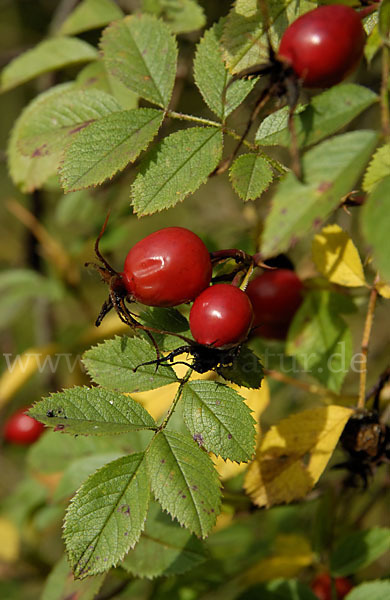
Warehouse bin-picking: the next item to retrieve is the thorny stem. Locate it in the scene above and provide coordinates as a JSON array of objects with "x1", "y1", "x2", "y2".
[
  {"x1": 358, "y1": 279, "x2": 379, "y2": 410},
  {"x1": 158, "y1": 367, "x2": 193, "y2": 431},
  {"x1": 380, "y1": 44, "x2": 390, "y2": 140}
]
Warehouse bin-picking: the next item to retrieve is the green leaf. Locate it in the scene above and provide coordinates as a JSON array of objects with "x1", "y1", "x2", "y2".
[
  {"x1": 58, "y1": 0, "x2": 123, "y2": 36},
  {"x1": 60, "y1": 108, "x2": 163, "y2": 191},
  {"x1": 122, "y1": 501, "x2": 206, "y2": 578},
  {"x1": 64, "y1": 453, "x2": 150, "y2": 578},
  {"x1": 146, "y1": 430, "x2": 221, "y2": 537},
  {"x1": 217, "y1": 345, "x2": 264, "y2": 389},
  {"x1": 18, "y1": 88, "x2": 121, "y2": 157},
  {"x1": 255, "y1": 84, "x2": 378, "y2": 148},
  {"x1": 101, "y1": 14, "x2": 177, "y2": 108},
  {"x1": 261, "y1": 130, "x2": 379, "y2": 257},
  {"x1": 363, "y1": 144, "x2": 390, "y2": 192},
  {"x1": 378, "y1": 0, "x2": 390, "y2": 42},
  {"x1": 143, "y1": 0, "x2": 206, "y2": 34},
  {"x1": 286, "y1": 291, "x2": 354, "y2": 393},
  {"x1": 83, "y1": 336, "x2": 178, "y2": 392},
  {"x1": 76, "y1": 60, "x2": 139, "y2": 109},
  {"x1": 7, "y1": 83, "x2": 73, "y2": 192},
  {"x1": 29, "y1": 386, "x2": 156, "y2": 435},
  {"x1": 139, "y1": 307, "x2": 191, "y2": 351},
  {"x1": 330, "y1": 528, "x2": 390, "y2": 576},
  {"x1": 0, "y1": 269, "x2": 62, "y2": 329},
  {"x1": 230, "y1": 153, "x2": 273, "y2": 201},
  {"x1": 41, "y1": 555, "x2": 105, "y2": 600},
  {"x1": 361, "y1": 175, "x2": 390, "y2": 282},
  {"x1": 193, "y1": 21, "x2": 255, "y2": 121},
  {"x1": 222, "y1": 0, "x2": 316, "y2": 74},
  {"x1": 53, "y1": 453, "x2": 125, "y2": 501},
  {"x1": 345, "y1": 581, "x2": 390, "y2": 600},
  {"x1": 237, "y1": 579, "x2": 318, "y2": 600},
  {"x1": 0, "y1": 37, "x2": 98, "y2": 93},
  {"x1": 131, "y1": 126, "x2": 223, "y2": 215},
  {"x1": 182, "y1": 380, "x2": 256, "y2": 462}
]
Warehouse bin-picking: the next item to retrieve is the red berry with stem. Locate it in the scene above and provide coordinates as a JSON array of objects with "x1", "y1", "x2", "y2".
[
  {"x1": 189, "y1": 284, "x2": 254, "y2": 347},
  {"x1": 278, "y1": 5, "x2": 366, "y2": 88},
  {"x1": 311, "y1": 573, "x2": 353, "y2": 600},
  {"x1": 122, "y1": 227, "x2": 212, "y2": 307},
  {"x1": 3, "y1": 408, "x2": 44, "y2": 445},
  {"x1": 246, "y1": 269, "x2": 303, "y2": 339}
]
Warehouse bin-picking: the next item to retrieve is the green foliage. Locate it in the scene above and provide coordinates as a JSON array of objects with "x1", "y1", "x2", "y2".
[
  {"x1": 363, "y1": 144, "x2": 390, "y2": 193},
  {"x1": 60, "y1": 108, "x2": 164, "y2": 191},
  {"x1": 346, "y1": 581, "x2": 390, "y2": 600},
  {"x1": 83, "y1": 336, "x2": 178, "y2": 392},
  {"x1": 58, "y1": 0, "x2": 124, "y2": 36},
  {"x1": 261, "y1": 130, "x2": 379, "y2": 256},
  {"x1": 237, "y1": 579, "x2": 318, "y2": 600},
  {"x1": 330, "y1": 528, "x2": 390, "y2": 576},
  {"x1": 0, "y1": 38, "x2": 97, "y2": 92},
  {"x1": 286, "y1": 292, "x2": 354, "y2": 392},
  {"x1": 142, "y1": 0, "x2": 206, "y2": 33},
  {"x1": 362, "y1": 176, "x2": 390, "y2": 282},
  {"x1": 122, "y1": 502, "x2": 206, "y2": 578},
  {"x1": 29, "y1": 386, "x2": 156, "y2": 435},
  {"x1": 146, "y1": 430, "x2": 221, "y2": 537},
  {"x1": 131, "y1": 126, "x2": 223, "y2": 215},
  {"x1": 230, "y1": 153, "x2": 274, "y2": 201},
  {"x1": 41, "y1": 555, "x2": 105, "y2": 600},
  {"x1": 101, "y1": 15, "x2": 177, "y2": 108},
  {"x1": 64, "y1": 453, "x2": 150, "y2": 577},
  {"x1": 182, "y1": 380, "x2": 256, "y2": 461},
  {"x1": 255, "y1": 84, "x2": 378, "y2": 148}
]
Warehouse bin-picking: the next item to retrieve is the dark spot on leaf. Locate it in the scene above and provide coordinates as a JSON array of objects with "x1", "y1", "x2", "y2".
[
  {"x1": 313, "y1": 218, "x2": 322, "y2": 228},
  {"x1": 191, "y1": 485, "x2": 198, "y2": 491},
  {"x1": 182, "y1": 495, "x2": 186, "y2": 499},
  {"x1": 54, "y1": 424, "x2": 65, "y2": 431},
  {"x1": 193, "y1": 433, "x2": 204, "y2": 446},
  {"x1": 69, "y1": 119, "x2": 94, "y2": 135},
  {"x1": 32, "y1": 144, "x2": 48, "y2": 157},
  {"x1": 317, "y1": 181, "x2": 332, "y2": 193},
  {"x1": 117, "y1": 504, "x2": 131, "y2": 516},
  {"x1": 228, "y1": 434, "x2": 232, "y2": 439},
  {"x1": 161, "y1": 459, "x2": 165, "y2": 464},
  {"x1": 46, "y1": 410, "x2": 55, "y2": 418},
  {"x1": 281, "y1": 208, "x2": 287, "y2": 215},
  {"x1": 124, "y1": 531, "x2": 129, "y2": 536}
]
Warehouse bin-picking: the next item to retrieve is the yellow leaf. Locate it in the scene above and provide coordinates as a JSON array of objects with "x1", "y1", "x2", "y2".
[
  {"x1": 243, "y1": 534, "x2": 314, "y2": 584},
  {"x1": 312, "y1": 224, "x2": 366, "y2": 287},
  {"x1": 213, "y1": 378, "x2": 270, "y2": 480},
  {"x1": 244, "y1": 405, "x2": 353, "y2": 508},
  {"x1": 375, "y1": 281, "x2": 390, "y2": 299},
  {"x1": 0, "y1": 518, "x2": 20, "y2": 562},
  {"x1": 131, "y1": 383, "x2": 179, "y2": 421}
]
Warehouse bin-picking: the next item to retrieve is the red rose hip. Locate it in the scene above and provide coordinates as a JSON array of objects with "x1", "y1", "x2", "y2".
[
  {"x1": 190, "y1": 284, "x2": 254, "y2": 347},
  {"x1": 311, "y1": 573, "x2": 353, "y2": 600},
  {"x1": 122, "y1": 227, "x2": 212, "y2": 307},
  {"x1": 278, "y1": 5, "x2": 366, "y2": 88},
  {"x1": 4, "y1": 408, "x2": 45, "y2": 445},
  {"x1": 246, "y1": 269, "x2": 303, "y2": 339}
]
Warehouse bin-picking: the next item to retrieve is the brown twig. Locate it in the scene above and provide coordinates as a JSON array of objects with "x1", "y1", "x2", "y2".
[
  {"x1": 380, "y1": 44, "x2": 390, "y2": 140},
  {"x1": 357, "y1": 280, "x2": 379, "y2": 410}
]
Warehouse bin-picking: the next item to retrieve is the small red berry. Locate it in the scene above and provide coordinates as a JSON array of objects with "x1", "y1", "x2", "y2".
[
  {"x1": 278, "y1": 5, "x2": 366, "y2": 88},
  {"x1": 3, "y1": 408, "x2": 44, "y2": 445},
  {"x1": 122, "y1": 227, "x2": 212, "y2": 307},
  {"x1": 246, "y1": 269, "x2": 303, "y2": 339},
  {"x1": 311, "y1": 573, "x2": 353, "y2": 600},
  {"x1": 189, "y1": 284, "x2": 254, "y2": 347}
]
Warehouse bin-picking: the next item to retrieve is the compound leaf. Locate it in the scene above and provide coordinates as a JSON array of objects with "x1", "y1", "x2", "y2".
[
  {"x1": 363, "y1": 143, "x2": 390, "y2": 193},
  {"x1": 182, "y1": 380, "x2": 256, "y2": 462},
  {"x1": 101, "y1": 14, "x2": 177, "y2": 108},
  {"x1": 312, "y1": 224, "x2": 366, "y2": 287},
  {"x1": 1, "y1": 37, "x2": 97, "y2": 93},
  {"x1": 255, "y1": 84, "x2": 377, "y2": 148},
  {"x1": 83, "y1": 336, "x2": 178, "y2": 393},
  {"x1": 58, "y1": 0, "x2": 123, "y2": 36},
  {"x1": 245, "y1": 406, "x2": 353, "y2": 508},
  {"x1": 60, "y1": 108, "x2": 163, "y2": 191},
  {"x1": 131, "y1": 126, "x2": 223, "y2": 215},
  {"x1": 64, "y1": 453, "x2": 150, "y2": 578},
  {"x1": 147, "y1": 430, "x2": 221, "y2": 537},
  {"x1": 230, "y1": 153, "x2": 273, "y2": 201},
  {"x1": 122, "y1": 501, "x2": 206, "y2": 578},
  {"x1": 193, "y1": 21, "x2": 255, "y2": 121},
  {"x1": 29, "y1": 386, "x2": 156, "y2": 435},
  {"x1": 261, "y1": 130, "x2": 379, "y2": 257}
]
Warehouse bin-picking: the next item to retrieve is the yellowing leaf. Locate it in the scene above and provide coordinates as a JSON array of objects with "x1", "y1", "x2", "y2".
[
  {"x1": 0, "y1": 518, "x2": 20, "y2": 562},
  {"x1": 244, "y1": 406, "x2": 353, "y2": 508},
  {"x1": 213, "y1": 378, "x2": 270, "y2": 480},
  {"x1": 243, "y1": 534, "x2": 314, "y2": 584},
  {"x1": 312, "y1": 224, "x2": 366, "y2": 287},
  {"x1": 375, "y1": 281, "x2": 390, "y2": 298}
]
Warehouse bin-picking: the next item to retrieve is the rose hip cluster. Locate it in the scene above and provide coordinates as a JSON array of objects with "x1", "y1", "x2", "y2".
[{"x1": 94, "y1": 226, "x2": 303, "y2": 353}]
